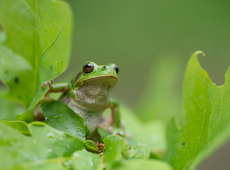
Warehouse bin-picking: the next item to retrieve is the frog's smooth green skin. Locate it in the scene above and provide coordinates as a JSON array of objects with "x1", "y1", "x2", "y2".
[{"x1": 41, "y1": 62, "x2": 121, "y2": 136}]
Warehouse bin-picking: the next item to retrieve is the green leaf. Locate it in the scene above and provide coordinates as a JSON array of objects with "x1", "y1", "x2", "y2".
[
  {"x1": 0, "y1": 87, "x2": 25, "y2": 120},
  {"x1": 0, "y1": 122, "x2": 83, "y2": 169},
  {"x1": 1, "y1": 120, "x2": 31, "y2": 135},
  {"x1": 70, "y1": 150, "x2": 103, "y2": 170},
  {"x1": 164, "y1": 51, "x2": 230, "y2": 169},
  {"x1": 41, "y1": 101, "x2": 91, "y2": 140},
  {"x1": 98, "y1": 127, "x2": 111, "y2": 141},
  {"x1": 109, "y1": 159, "x2": 173, "y2": 170},
  {"x1": 120, "y1": 106, "x2": 166, "y2": 158},
  {"x1": 0, "y1": 31, "x2": 7, "y2": 43},
  {"x1": 0, "y1": 0, "x2": 73, "y2": 109},
  {"x1": 18, "y1": 162, "x2": 67, "y2": 170},
  {"x1": 103, "y1": 135, "x2": 129, "y2": 164},
  {"x1": 129, "y1": 143, "x2": 150, "y2": 160},
  {"x1": 0, "y1": 45, "x2": 33, "y2": 106},
  {"x1": 83, "y1": 140, "x2": 100, "y2": 153}
]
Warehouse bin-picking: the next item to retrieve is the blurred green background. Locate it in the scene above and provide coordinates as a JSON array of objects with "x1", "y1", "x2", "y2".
[
  {"x1": 55, "y1": 0, "x2": 230, "y2": 169},
  {"x1": 60, "y1": 0, "x2": 230, "y2": 106}
]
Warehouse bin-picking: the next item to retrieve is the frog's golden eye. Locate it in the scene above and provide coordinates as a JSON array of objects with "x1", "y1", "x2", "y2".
[
  {"x1": 115, "y1": 65, "x2": 119, "y2": 74},
  {"x1": 83, "y1": 62, "x2": 94, "y2": 73}
]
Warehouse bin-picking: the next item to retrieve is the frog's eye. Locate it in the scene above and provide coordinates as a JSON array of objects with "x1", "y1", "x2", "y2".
[
  {"x1": 114, "y1": 65, "x2": 119, "y2": 74},
  {"x1": 83, "y1": 62, "x2": 94, "y2": 73}
]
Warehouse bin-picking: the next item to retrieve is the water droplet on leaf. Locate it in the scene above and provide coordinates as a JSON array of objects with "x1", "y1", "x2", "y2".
[{"x1": 47, "y1": 131, "x2": 55, "y2": 138}]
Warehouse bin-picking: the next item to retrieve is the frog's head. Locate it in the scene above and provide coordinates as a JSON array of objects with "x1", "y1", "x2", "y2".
[{"x1": 72, "y1": 61, "x2": 119, "y2": 91}]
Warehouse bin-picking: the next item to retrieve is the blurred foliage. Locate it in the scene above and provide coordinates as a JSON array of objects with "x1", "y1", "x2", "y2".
[
  {"x1": 136, "y1": 55, "x2": 183, "y2": 123},
  {"x1": 1, "y1": 0, "x2": 230, "y2": 169}
]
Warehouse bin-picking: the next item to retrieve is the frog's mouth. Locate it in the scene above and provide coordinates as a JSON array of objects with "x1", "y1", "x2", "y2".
[
  {"x1": 82, "y1": 76, "x2": 118, "y2": 91},
  {"x1": 83, "y1": 75, "x2": 118, "y2": 83},
  {"x1": 86, "y1": 75, "x2": 118, "y2": 80}
]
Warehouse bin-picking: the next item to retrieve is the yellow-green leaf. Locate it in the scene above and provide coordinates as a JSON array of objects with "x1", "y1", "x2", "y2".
[{"x1": 165, "y1": 51, "x2": 230, "y2": 169}]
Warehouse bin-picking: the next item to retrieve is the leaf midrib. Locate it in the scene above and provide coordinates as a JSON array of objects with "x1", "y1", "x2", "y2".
[
  {"x1": 32, "y1": 0, "x2": 39, "y2": 98},
  {"x1": 182, "y1": 67, "x2": 211, "y2": 170},
  {"x1": 182, "y1": 71, "x2": 224, "y2": 170}
]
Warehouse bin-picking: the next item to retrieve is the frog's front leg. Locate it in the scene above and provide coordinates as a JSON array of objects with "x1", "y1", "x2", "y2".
[
  {"x1": 107, "y1": 98, "x2": 124, "y2": 135},
  {"x1": 41, "y1": 81, "x2": 71, "y2": 93},
  {"x1": 40, "y1": 81, "x2": 72, "y2": 103}
]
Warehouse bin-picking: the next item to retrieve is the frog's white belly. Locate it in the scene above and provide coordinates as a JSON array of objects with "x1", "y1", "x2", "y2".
[{"x1": 63, "y1": 78, "x2": 112, "y2": 133}]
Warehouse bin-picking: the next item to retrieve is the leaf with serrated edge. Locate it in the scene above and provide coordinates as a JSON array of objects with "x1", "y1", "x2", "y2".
[
  {"x1": 0, "y1": 0, "x2": 72, "y2": 110},
  {"x1": 164, "y1": 51, "x2": 230, "y2": 169}
]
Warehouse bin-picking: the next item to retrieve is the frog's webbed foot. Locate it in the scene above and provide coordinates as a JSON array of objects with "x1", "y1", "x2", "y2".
[{"x1": 95, "y1": 142, "x2": 105, "y2": 153}]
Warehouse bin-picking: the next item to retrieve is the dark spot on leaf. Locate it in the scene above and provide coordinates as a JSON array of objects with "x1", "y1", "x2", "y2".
[
  {"x1": 17, "y1": 95, "x2": 21, "y2": 99},
  {"x1": 5, "y1": 70, "x2": 8, "y2": 74},
  {"x1": 66, "y1": 127, "x2": 68, "y2": 129},
  {"x1": 14, "y1": 76, "x2": 19, "y2": 84},
  {"x1": 182, "y1": 142, "x2": 185, "y2": 146},
  {"x1": 34, "y1": 111, "x2": 45, "y2": 121}
]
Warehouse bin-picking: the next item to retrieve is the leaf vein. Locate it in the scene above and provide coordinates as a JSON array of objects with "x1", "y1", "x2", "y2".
[
  {"x1": 40, "y1": 21, "x2": 68, "y2": 58},
  {"x1": 182, "y1": 85, "x2": 211, "y2": 170},
  {"x1": 192, "y1": 73, "x2": 210, "y2": 86},
  {"x1": 192, "y1": 94, "x2": 208, "y2": 159},
  {"x1": 19, "y1": 0, "x2": 36, "y2": 18}
]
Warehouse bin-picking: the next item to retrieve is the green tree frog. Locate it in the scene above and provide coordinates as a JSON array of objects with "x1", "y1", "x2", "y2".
[{"x1": 41, "y1": 62, "x2": 121, "y2": 136}]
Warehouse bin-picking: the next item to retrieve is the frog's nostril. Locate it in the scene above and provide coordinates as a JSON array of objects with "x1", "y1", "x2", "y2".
[{"x1": 103, "y1": 66, "x2": 107, "y2": 69}]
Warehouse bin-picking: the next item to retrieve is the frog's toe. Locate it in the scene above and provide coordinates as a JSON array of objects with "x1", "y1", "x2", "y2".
[{"x1": 41, "y1": 81, "x2": 52, "y2": 89}]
